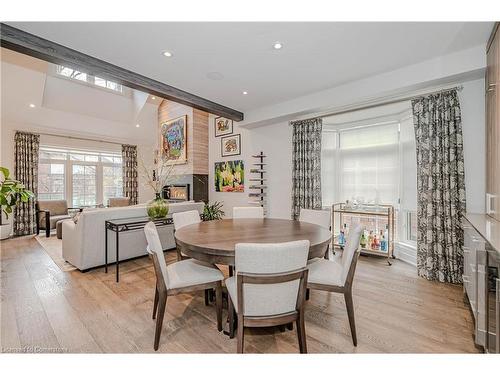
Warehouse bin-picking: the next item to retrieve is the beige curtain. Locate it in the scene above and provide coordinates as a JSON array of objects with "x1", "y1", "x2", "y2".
[
  {"x1": 14, "y1": 131, "x2": 40, "y2": 236},
  {"x1": 122, "y1": 144, "x2": 138, "y2": 205}
]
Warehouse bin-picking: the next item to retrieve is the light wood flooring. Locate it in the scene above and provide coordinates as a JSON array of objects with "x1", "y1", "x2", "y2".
[{"x1": 0, "y1": 236, "x2": 481, "y2": 353}]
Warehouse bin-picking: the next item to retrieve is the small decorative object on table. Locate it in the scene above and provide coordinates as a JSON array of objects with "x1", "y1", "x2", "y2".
[{"x1": 140, "y1": 150, "x2": 180, "y2": 219}]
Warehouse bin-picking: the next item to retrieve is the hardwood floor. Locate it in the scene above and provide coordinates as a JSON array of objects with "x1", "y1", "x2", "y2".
[{"x1": 1, "y1": 236, "x2": 480, "y2": 353}]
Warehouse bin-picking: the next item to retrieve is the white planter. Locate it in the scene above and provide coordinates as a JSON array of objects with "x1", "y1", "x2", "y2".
[{"x1": 0, "y1": 224, "x2": 11, "y2": 240}]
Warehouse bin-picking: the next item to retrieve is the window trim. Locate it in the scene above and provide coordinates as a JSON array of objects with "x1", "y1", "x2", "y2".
[{"x1": 53, "y1": 65, "x2": 127, "y2": 96}]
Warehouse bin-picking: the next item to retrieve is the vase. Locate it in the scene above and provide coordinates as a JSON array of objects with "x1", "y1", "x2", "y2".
[{"x1": 147, "y1": 193, "x2": 169, "y2": 219}]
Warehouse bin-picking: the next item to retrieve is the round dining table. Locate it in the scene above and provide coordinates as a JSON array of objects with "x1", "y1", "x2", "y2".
[{"x1": 174, "y1": 218, "x2": 332, "y2": 266}]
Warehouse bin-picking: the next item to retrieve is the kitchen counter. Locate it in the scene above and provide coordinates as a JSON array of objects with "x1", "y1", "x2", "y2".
[{"x1": 464, "y1": 213, "x2": 500, "y2": 255}]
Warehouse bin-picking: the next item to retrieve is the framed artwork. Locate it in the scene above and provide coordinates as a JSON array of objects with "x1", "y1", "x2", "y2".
[
  {"x1": 214, "y1": 160, "x2": 244, "y2": 193},
  {"x1": 214, "y1": 116, "x2": 233, "y2": 137},
  {"x1": 160, "y1": 115, "x2": 187, "y2": 164},
  {"x1": 221, "y1": 134, "x2": 241, "y2": 157}
]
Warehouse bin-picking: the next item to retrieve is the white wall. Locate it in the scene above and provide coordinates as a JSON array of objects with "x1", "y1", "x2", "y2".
[
  {"x1": 208, "y1": 115, "x2": 292, "y2": 218},
  {"x1": 208, "y1": 78, "x2": 487, "y2": 220}
]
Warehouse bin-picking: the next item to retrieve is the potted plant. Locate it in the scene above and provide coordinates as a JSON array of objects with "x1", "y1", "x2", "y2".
[
  {"x1": 0, "y1": 167, "x2": 34, "y2": 239},
  {"x1": 202, "y1": 201, "x2": 225, "y2": 221},
  {"x1": 140, "y1": 151, "x2": 183, "y2": 219}
]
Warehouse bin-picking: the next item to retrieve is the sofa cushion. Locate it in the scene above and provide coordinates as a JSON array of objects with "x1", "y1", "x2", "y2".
[{"x1": 39, "y1": 214, "x2": 72, "y2": 229}]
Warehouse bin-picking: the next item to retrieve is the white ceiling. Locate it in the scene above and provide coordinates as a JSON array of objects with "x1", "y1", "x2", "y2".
[
  {"x1": 7, "y1": 22, "x2": 494, "y2": 114},
  {"x1": 1, "y1": 49, "x2": 159, "y2": 143}
]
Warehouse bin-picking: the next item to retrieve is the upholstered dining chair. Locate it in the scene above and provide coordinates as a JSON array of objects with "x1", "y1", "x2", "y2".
[
  {"x1": 144, "y1": 222, "x2": 224, "y2": 351},
  {"x1": 232, "y1": 206, "x2": 264, "y2": 219},
  {"x1": 172, "y1": 210, "x2": 201, "y2": 261},
  {"x1": 299, "y1": 208, "x2": 331, "y2": 259},
  {"x1": 225, "y1": 240, "x2": 310, "y2": 353},
  {"x1": 306, "y1": 224, "x2": 363, "y2": 346}
]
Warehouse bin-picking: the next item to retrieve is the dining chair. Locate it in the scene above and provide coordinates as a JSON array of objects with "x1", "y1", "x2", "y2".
[
  {"x1": 144, "y1": 221, "x2": 224, "y2": 351},
  {"x1": 225, "y1": 240, "x2": 310, "y2": 353},
  {"x1": 232, "y1": 206, "x2": 264, "y2": 219},
  {"x1": 306, "y1": 224, "x2": 363, "y2": 346},
  {"x1": 172, "y1": 210, "x2": 201, "y2": 261},
  {"x1": 299, "y1": 208, "x2": 331, "y2": 259}
]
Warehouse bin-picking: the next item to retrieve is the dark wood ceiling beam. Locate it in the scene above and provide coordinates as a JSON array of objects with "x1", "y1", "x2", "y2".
[{"x1": 0, "y1": 23, "x2": 244, "y2": 121}]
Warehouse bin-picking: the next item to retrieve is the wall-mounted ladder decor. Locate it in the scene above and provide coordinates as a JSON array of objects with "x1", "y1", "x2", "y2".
[{"x1": 248, "y1": 151, "x2": 266, "y2": 215}]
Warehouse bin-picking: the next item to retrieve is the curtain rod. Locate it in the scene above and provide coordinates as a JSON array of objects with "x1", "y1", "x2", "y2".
[
  {"x1": 291, "y1": 85, "x2": 464, "y2": 123},
  {"x1": 35, "y1": 131, "x2": 126, "y2": 146}
]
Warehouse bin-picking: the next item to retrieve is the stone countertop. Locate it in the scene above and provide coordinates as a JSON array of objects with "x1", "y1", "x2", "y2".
[{"x1": 464, "y1": 213, "x2": 500, "y2": 254}]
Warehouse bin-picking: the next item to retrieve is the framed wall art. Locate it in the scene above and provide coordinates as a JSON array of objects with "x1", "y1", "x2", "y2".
[
  {"x1": 221, "y1": 134, "x2": 241, "y2": 157},
  {"x1": 160, "y1": 115, "x2": 187, "y2": 164},
  {"x1": 214, "y1": 116, "x2": 233, "y2": 137},
  {"x1": 214, "y1": 160, "x2": 244, "y2": 192}
]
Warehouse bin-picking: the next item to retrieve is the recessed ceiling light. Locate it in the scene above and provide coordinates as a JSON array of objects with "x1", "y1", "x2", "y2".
[
  {"x1": 151, "y1": 96, "x2": 156, "y2": 100},
  {"x1": 273, "y1": 42, "x2": 283, "y2": 50},
  {"x1": 242, "y1": 91, "x2": 248, "y2": 95},
  {"x1": 162, "y1": 51, "x2": 173, "y2": 57},
  {"x1": 136, "y1": 124, "x2": 140, "y2": 128},
  {"x1": 29, "y1": 103, "x2": 36, "y2": 108}
]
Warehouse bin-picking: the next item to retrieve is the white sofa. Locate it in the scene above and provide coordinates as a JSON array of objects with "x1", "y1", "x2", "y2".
[{"x1": 62, "y1": 201, "x2": 204, "y2": 271}]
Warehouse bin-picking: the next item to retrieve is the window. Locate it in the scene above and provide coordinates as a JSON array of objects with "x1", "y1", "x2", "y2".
[
  {"x1": 55, "y1": 65, "x2": 123, "y2": 93},
  {"x1": 322, "y1": 122, "x2": 400, "y2": 207},
  {"x1": 321, "y1": 112, "x2": 417, "y2": 245},
  {"x1": 38, "y1": 146, "x2": 123, "y2": 207}
]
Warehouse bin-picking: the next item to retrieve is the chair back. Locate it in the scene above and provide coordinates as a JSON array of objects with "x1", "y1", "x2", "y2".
[
  {"x1": 172, "y1": 210, "x2": 201, "y2": 230},
  {"x1": 36, "y1": 200, "x2": 68, "y2": 215},
  {"x1": 144, "y1": 222, "x2": 169, "y2": 290},
  {"x1": 233, "y1": 206, "x2": 264, "y2": 219},
  {"x1": 340, "y1": 224, "x2": 363, "y2": 285},
  {"x1": 108, "y1": 197, "x2": 130, "y2": 207},
  {"x1": 299, "y1": 208, "x2": 331, "y2": 229},
  {"x1": 235, "y1": 240, "x2": 309, "y2": 317}
]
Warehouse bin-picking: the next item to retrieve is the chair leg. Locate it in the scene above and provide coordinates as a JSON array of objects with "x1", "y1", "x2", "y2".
[
  {"x1": 204, "y1": 289, "x2": 210, "y2": 306},
  {"x1": 236, "y1": 313, "x2": 244, "y2": 353},
  {"x1": 215, "y1": 283, "x2": 223, "y2": 332},
  {"x1": 154, "y1": 292, "x2": 167, "y2": 351},
  {"x1": 152, "y1": 286, "x2": 159, "y2": 319},
  {"x1": 344, "y1": 291, "x2": 357, "y2": 346},
  {"x1": 228, "y1": 297, "x2": 235, "y2": 339},
  {"x1": 324, "y1": 244, "x2": 330, "y2": 259},
  {"x1": 45, "y1": 213, "x2": 50, "y2": 238},
  {"x1": 296, "y1": 312, "x2": 307, "y2": 353},
  {"x1": 306, "y1": 288, "x2": 310, "y2": 301}
]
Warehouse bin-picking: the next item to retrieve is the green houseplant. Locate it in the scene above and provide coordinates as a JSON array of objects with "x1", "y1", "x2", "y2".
[
  {"x1": 0, "y1": 167, "x2": 34, "y2": 239},
  {"x1": 203, "y1": 201, "x2": 225, "y2": 221}
]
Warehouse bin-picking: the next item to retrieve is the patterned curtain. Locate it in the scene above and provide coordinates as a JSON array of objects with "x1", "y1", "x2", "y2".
[
  {"x1": 122, "y1": 144, "x2": 138, "y2": 205},
  {"x1": 14, "y1": 131, "x2": 40, "y2": 236},
  {"x1": 290, "y1": 118, "x2": 322, "y2": 220},
  {"x1": 412, "y1": 89, "x2": 466, "y2": 284}
]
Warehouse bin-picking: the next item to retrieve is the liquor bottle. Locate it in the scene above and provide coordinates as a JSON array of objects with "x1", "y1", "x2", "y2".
[
  {"x1": 380, "y1": 234, "x2": 387, "y2": 252},
  {"x1": 360, "y1": 232, "x2": 367, "y2": 248},
  {"x1": 343, "y1": 223, "x2": 349, "y2": 238},
  {"x1": 338, "y1": 228, "x2": 345, "y2": 248},
  {"x1": 372, "y1": 232, "x2": 379, "y2": 250},
  {"x1": 368, "y1": 231, "x2": 374, "y2": 249}
]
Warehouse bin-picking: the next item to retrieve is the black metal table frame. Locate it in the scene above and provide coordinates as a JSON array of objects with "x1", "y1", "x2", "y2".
[{"x1": 105, "y1": 217, "x2": 173, "y2": 282}]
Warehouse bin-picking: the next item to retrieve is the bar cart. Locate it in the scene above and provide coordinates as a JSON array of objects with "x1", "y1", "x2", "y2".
[{"x1": 332, "y1": 202, "x2": 395, "y2": 265}]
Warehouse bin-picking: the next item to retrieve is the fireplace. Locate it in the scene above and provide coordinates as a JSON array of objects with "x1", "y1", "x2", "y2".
[{"x1": 162, "y1": 184, "x2": 190, "y2": 202}]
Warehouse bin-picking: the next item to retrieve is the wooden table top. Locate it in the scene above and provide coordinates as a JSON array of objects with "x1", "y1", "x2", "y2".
[{"x1": 174, "y1": 218, "x2": 332, "y2": 265}]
